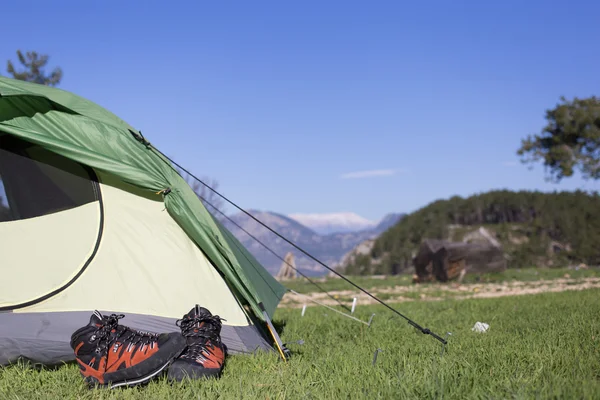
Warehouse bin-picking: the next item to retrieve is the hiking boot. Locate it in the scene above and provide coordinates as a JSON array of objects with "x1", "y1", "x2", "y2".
[
  {"x1": 167, "y1": 305, "x2": 227, "y2": 381},
  {"x1": 70, "y1": 311, "x2": 186, "y2": 389}
]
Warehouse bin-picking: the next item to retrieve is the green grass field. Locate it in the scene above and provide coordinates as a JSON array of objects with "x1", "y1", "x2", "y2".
[
  {"x1": 1, "y1": 283, "x2": 599, "y2": 399},
  {"x1": 284, "y1": 267, "x2": 600, "y2": 294}
]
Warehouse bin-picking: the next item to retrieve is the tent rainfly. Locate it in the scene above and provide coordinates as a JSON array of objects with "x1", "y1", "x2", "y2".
[{"x1": 0, "y1": 76, "x2": 287, "y2": 366}]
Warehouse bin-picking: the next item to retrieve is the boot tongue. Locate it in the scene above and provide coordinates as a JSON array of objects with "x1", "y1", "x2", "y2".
[
  {"x1": 89, "y1": 310, "x2": 104, "y2": 327},
  {"x1": 187, "y1": 305, "x2": 212, "y2": 319},
  {"x1": 184, "y1": 305, "x2": 215, "y2": 332}
]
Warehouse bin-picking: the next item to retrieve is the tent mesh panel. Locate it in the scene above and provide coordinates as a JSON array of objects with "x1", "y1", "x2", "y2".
[{"x1": 0, "y1": 134, "x2": 98, "y2": 222}]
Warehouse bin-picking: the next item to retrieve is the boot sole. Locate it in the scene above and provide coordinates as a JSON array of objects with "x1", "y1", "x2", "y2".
[
  {"x1": 86, "y1": 344, "x2": 186, "y2": 389},
  {"x1": 166, "y1": 363, "x2": 223, "y2": 382},
  {"x1": 86, "y1": 358, "x2": 174, "y2": 389},
  {"x1": 85, "y1": 354, "x2": 180, "y2": 389},
  {"x1": 110, "y1": 358, "x2": 173, "y2": 389}
]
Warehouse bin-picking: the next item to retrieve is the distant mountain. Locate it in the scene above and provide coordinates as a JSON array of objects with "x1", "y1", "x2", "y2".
[
  {"x1": 222, "y1": 210, "x2": 405, "y2": 276},
  {"x1": 287, "y1": 212, "x2": 377, "y2": 235}
]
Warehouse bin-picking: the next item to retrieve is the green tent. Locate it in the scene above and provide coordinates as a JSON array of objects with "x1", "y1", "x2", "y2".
[{"x1": 0, "y1": 76, "x2": 286, "y2": 366}]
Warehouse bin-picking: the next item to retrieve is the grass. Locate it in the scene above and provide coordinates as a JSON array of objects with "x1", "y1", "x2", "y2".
[
  {"x1": 285, "y1": 266, "x2": 600, "y2": 294},
  {"x1": 2, "y1": 288, "x2": 599, "y2": 399},
  {"x1": 285, "y1": 274, "x2": 415, "y2": 293}
]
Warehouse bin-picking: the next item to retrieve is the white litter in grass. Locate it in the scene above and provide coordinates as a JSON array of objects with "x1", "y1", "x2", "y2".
[{"x1": 472, "y1": 322, "x2": 490, "y2": 333}]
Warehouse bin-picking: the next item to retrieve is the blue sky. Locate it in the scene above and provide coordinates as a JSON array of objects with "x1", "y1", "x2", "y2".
[{"x1": 1, "y1": 0, "x2": 599, "y2": 221}]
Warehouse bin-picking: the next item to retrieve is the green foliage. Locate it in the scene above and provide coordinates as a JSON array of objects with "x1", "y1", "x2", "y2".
[
  {"x1": 518, "y1": 96, "x2": 600, "y2": 182},
  {"x1": 1, "y1": 289, "x2": 599, "y2": 399},
  {"x1": 345, "y1": 190, "x2": 600, "y2": 275},
  {"x1": 6, "y1": 50, "x2": 63, "y2": 86}
]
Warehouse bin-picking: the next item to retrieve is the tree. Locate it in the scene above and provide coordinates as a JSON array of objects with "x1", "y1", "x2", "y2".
[
  {"x1": 6, "y1": 50, "x2": 63, "y2": 86},
  {"x1": 176, "y1": 168, "x2": 226, "y2": 222},
  {"x1": 517, "y1": 96, "x2": 600, "y2": 182}
]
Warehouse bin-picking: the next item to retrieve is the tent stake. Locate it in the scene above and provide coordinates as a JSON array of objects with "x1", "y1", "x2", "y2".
[
  {"x1": 368, "y1": 313, "x2": 376, "y2": 327},
  {"x1": 372, "y1": 348, "x2": 383, "y2": 366},
  {"x1": 289, "y1": 290, "x2": 370, "y2": 326},
  {"x1": 258, "y1": 302, "x2": 289, "y2": 361}
]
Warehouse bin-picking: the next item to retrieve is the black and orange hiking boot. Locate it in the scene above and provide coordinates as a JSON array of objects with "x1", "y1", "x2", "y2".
[
  {"x1": 167, "y1": 305, "x2": 227, "y2": 382},
  {"x1": 70, "y1": 311, "x2": 186, "y2": 389}
]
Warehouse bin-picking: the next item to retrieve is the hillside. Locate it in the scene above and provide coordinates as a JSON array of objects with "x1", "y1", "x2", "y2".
[
  {"x1": 222, "y1": 210, "x2": 404, "y2": 275},
  {"x1": 343, "y1": 190, "x2": 600, "y2": 275}
]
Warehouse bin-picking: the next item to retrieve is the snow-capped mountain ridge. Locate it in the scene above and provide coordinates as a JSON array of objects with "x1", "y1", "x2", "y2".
[
  {"x1": 287, "y1": 212, "x2": 378, "y2": 235},
  {"x1": 222, "y1": 210, "x2": 405, "y2": 275}
]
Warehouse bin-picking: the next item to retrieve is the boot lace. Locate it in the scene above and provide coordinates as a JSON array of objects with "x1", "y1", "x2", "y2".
[
  {"x1": 176, "y1": 314, "x2": 224, "y2": 360},
  {"x1": 92, "y1": 313, "x2": 160, "y2": 355}
]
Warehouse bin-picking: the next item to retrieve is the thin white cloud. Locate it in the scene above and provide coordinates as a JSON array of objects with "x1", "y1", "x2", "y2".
[
  {"x1": 503, "y1": 161, "x2": 518, "y2": 167},
  {"x1": 340, "y1": 169, "x2": 398, "y2": 179}
]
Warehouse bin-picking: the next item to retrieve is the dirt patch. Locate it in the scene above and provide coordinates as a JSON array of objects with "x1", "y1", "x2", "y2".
[{"x1": 281, "y1": 277, "x2": 600, "y2": 308}]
